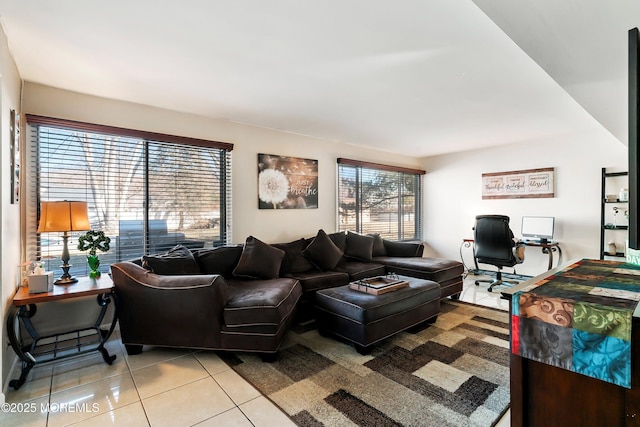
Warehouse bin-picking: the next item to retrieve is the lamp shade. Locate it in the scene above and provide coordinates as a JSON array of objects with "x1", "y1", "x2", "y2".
[{"x1": 37, "y1": 201, "x2": 90, "y2": 233}]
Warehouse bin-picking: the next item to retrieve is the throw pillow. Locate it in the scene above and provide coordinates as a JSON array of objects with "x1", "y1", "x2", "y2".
[
  {"x1": 272, "y1": 238, "x2": 314, "y2": 275},
  {"x1": 328, "y1": 231, "x2": 347, "y2": 252},
  {"x1": 142, "y1": 244, "x2": 201, "y2": 275},
  {"x1": 369, "y1": 233, "x2": 387, "y2": 257},
  {"x1": 233, "y1": 236, "x2": 285, "y2": 279},
  {"x1": 302, "y1": 229, "x2": 344, "y2": 271},
  {"x1": 345, "y1": 231, "x2": 374, "y2": 261},
  {"x1": 383, "y1": 239, "x2": 424, "y2": 257},
  {"x1": 344, "y1": 231, "x2": 373, "y2": 261},
  {"x1": 193, "y1": 245, "x2": 243, "y2": 278}
]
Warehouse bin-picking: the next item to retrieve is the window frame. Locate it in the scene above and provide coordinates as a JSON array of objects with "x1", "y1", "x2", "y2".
[
  {"x1": 337, "y1": 158, "x2": 425, "y2": 241},
  {"x1": 25, "y1": 114, "x2": 233, "y2": 274}
]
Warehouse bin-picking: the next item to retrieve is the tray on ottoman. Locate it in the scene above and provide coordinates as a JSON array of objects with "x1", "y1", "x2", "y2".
[
  {"x1": 349, "y1": 276, "x2": 409, "y2": 295},
  {"x1": 315, "y1": 275, "x2": 440, "y2": 354}
]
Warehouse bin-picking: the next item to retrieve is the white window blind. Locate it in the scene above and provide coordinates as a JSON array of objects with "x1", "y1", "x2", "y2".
[
  {"x1": 26, "y1": 115, "x2": 233, "y2": 277},
  {"x1": 337, "y1": 158, "x2": 424, "y2": 241}
]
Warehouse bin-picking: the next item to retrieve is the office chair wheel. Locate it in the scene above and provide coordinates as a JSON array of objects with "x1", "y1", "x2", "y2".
[{"x1": 474, "y1": 281, "x2": 480, "y2": 286}]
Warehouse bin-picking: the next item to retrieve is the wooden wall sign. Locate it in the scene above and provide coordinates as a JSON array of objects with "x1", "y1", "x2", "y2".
[{"x1": 482, "y1": 167, "x2": 554, "y2": 199}]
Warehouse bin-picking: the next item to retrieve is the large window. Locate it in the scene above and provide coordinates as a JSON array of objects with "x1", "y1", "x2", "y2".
[
  {"x1": 337, "y1": 158, "x2": 424, "y2": 241},
  {"x1": 26, "y1": 115, "x2": 233, "y2": 277}
]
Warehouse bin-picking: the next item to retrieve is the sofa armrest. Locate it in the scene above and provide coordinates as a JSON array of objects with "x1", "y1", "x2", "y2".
[
  {"x1": 110, "y1": 261, "x2": 228, "y2": 348},
  {"x1": 382, "y1": 240, "x2": 424, "y2": 257}
]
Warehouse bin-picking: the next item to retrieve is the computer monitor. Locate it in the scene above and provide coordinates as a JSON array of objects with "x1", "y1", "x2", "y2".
[{"x1": 521, "y1": 216, "x2": 555, "y2": 243}]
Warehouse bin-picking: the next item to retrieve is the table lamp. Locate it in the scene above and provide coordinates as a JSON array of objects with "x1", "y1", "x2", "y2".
[{"x1": 37, "y1": 201, "x2": 90, "y2": 285}]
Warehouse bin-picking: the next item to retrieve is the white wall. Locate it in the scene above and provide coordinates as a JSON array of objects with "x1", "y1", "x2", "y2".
[
  {"x1": 23, "y1": 83, "x2": 422, "y2": 244},
  {"x1": 0, "y1": 24, "x2": 23, "y2": 402},
  {"x1": 421, "y1": 127, "x2": 627, "y2": 276}
]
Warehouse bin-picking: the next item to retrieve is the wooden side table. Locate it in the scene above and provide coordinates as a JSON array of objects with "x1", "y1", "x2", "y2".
[{"x1": 6, "y1": 275, "x2": 118, "y2": 390}]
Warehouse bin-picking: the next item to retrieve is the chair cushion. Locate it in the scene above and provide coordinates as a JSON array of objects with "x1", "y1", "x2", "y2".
[
  {"x1": 224, "y1": 278, "x2": 301, "y2": 327},
  {"x1": 193, "y1": 245, "x2": 243, "y2": 278},
  {"x1": 272, "y1": 238, "x2": 315, "y2": 275},
  {"x1": 141, "y1": 245, "x2": 200, "y2": 275},
  {"x1": 233, "y1": 236, "x2": 285, "y2": 279},
  {"x1": 302, "y1": 229, "x2": 344, "y2": 271},
  {"x1": 345, "y1": 231, "x2": 375, "y2": 262}
]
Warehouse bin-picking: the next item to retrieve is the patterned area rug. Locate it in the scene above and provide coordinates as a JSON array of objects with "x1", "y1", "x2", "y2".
[{"x1": 224, "y1": 300, "x2": 510, "y2": 427}]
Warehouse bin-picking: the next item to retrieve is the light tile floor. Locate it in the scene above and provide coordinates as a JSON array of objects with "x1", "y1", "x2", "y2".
[{"x1": 2, "y1": 272, "x2": 515, "y2": 426}]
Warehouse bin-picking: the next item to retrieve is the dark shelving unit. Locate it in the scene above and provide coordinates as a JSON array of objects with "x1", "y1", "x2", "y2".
[{"x1": 600, "y1": 168, "x2": 629, "y2": 259}]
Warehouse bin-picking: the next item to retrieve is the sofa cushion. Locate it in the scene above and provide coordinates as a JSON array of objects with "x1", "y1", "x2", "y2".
[
  {"x1": 374, "y1": 256, "x2": 463, "y2": 283},
  {"x1": 141, "y1": 245, "x2": 200, "y2": 275},
  {"x1": 233, "y1": 236, "x2": 285, "y2": 279},
  {"x1": 382, "y1": 240, "x2": 424, "y2": 257},
  {"x1": 224, "y1": 278, "x2": 301, "y2": 328},
  {"x1": 286, "y1": 270, "x2": 350, "y2": 293},
  {"x1": 369, "y1": 233, "x2": 387, "y2": 257},
  {"x1": 193, "y1": 245, "x2": 243, "y2": 278},
  {"x1": 345, "y1": 231, "x2": 374, "y2": 261},
  {"x1": 335, "y1": 261, "x2": 386, "y2": 281},
  {"x1": 302, "y1": 229, "x2": 344, "y2": 271},
  {"x1": 272, "y1": 238, "x2": 315, "y2": 275}
]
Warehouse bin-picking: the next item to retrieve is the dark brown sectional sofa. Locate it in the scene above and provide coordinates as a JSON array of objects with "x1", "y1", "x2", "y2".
[{"x1": 110, "y1": 229, "x2": 463, "y2": 359}]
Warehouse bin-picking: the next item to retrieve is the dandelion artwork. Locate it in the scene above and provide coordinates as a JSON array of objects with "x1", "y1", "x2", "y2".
[{"x1": 258, "y1": 153, "x2": 318, "y2": 209}]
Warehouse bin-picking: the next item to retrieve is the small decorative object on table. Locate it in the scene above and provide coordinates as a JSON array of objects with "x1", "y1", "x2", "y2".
[
  {"x1": 27, "y1": 262, "x2": 54, "y2": 294},
  {"x1": 77, "y1": 230, "x2": 111, "y2": 278}
]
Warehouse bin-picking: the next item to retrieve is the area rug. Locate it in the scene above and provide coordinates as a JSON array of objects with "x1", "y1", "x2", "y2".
[{"x1": 225, "y1": 300, "x2": 510, "y2": 427}]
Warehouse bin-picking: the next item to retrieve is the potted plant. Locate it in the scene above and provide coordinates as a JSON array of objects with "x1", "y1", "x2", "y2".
[{"x1": 77, "y1": 230, "x2": 111, "y2": 278}]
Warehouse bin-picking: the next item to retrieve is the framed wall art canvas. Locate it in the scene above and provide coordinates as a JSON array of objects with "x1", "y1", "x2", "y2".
[
  {"x1": 10, "y1": 109, "x2": 20, "y2": 204},
  {"x1": 258, "y1": 153, "x2": 318, "y2": 209}
]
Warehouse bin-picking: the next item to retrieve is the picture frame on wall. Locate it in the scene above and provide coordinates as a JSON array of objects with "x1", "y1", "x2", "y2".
[
  {"x1": 10, "y1": 109, "x2": 20, "y2": 204},
  {"x1": 481, "y1": 167, "x2": 554, "y2": 200},
  {"x1": 258, "y1": 153, "x2": 318, "y2": 209}
]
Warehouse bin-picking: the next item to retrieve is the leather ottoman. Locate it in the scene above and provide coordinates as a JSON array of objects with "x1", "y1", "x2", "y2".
[{"x1": 314, "y1": 276, "x2": 440, "y2": 354}]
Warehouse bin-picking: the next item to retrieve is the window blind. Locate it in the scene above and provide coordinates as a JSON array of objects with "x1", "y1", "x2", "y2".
[
  {"x1": 25, "y1": 115, "x2": 233, "y2": 277},
  {"x1": 337, "y1": 158, "x2": 423, "y2": 241}
]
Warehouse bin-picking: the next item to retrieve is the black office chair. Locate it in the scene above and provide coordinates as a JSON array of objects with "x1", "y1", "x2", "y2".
[{"x1": 473, "y1": 214, "x2": 524, "y2": 292}]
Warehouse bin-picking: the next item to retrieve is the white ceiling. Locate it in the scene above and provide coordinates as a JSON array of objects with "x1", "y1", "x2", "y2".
[{"x1": 0, "y1": 0, "x2": 638, "y2": 157}]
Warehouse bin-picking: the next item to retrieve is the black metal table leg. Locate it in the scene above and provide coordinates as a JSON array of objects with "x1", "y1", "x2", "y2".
[
  {"x1": 6, "y1": 288, "x2": 118, "y2": 390},
  {"x1": 95, "y1": 293, "x2": 117, "y2": 365},
  {"x1": 6, "y1": 304, "x2": 38, "y2": 390}
]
